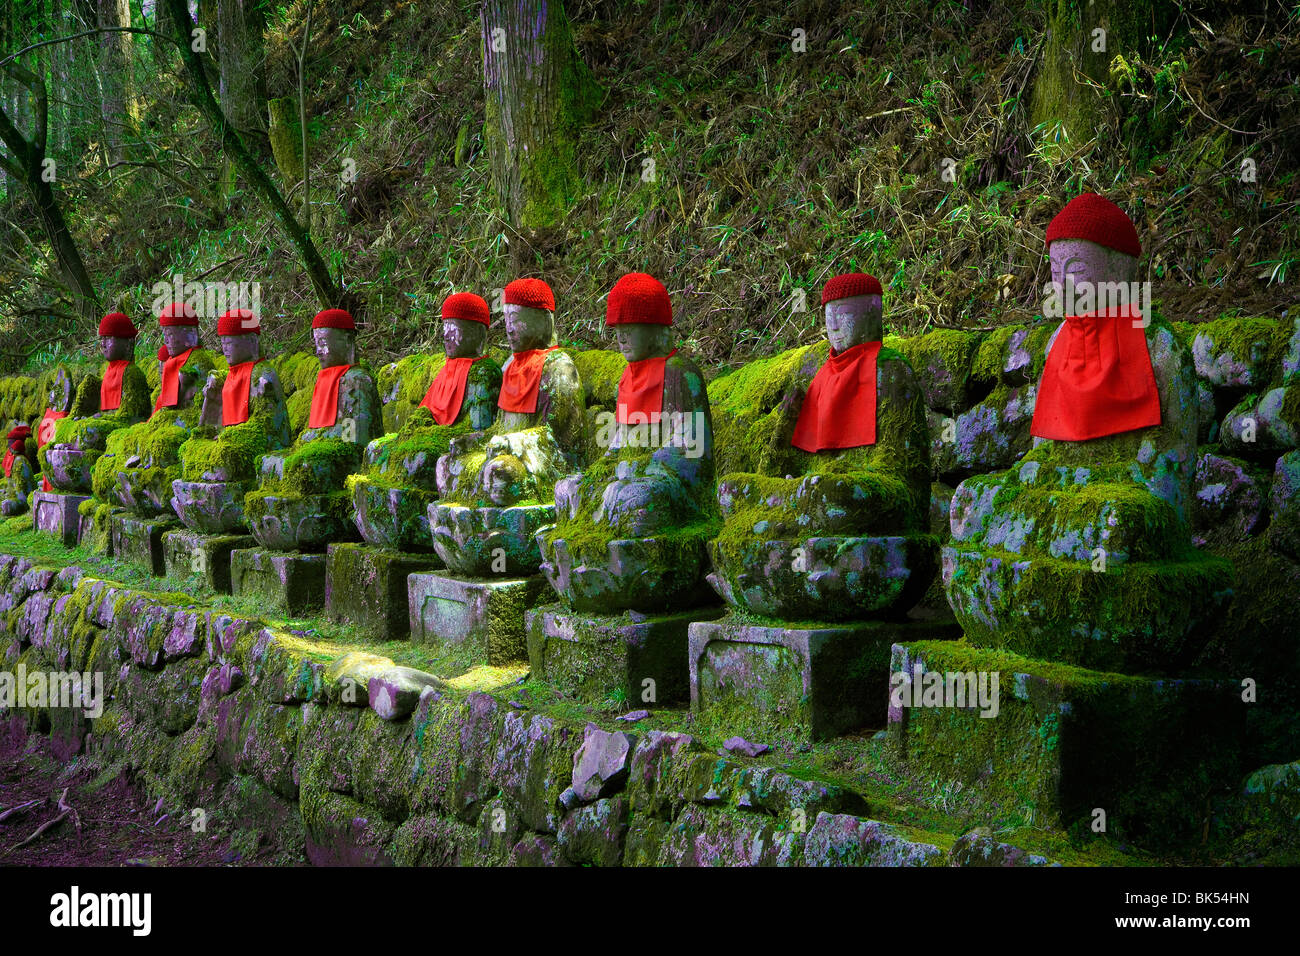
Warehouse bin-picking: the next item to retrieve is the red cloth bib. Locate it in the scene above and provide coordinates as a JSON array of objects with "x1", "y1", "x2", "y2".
[
  {"x1": 37, "y1": 408, "x2": 66, "y2": 492},
  {"x1": 223, "y1": 359, "x2": 262, "y2": 426},
  {"x1": 3, "y1": 447, "x2": 14, "y2": 479},
  {"x1": 421, "y1": 357, "x2": 483, "y2": 426},
  {"x1": 617, "y1": 349, "x2": 677, "y2": 424},
  {"x1": 498, "y1": 347, "x2": 559, "y2": 414},
  {"x1": 101, "y1": 359, "x2": 130, "y2": 411},
  {"x1": 154, "y1": 347, "x2": 195, "y2": 413},
  {"x1": 791, "y1": 341, "x2": 881, "y2": 452},
  {"x1": 308, "y1": 364, "x2": 351, "y2": 429},
  {"x1": 1030, "y1": 307, "x2": 1161, "y2": 441}
]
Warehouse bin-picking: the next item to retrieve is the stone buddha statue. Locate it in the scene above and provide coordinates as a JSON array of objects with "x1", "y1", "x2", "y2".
[
  {"x1": 172, "y1": 308, "x2": 292, "y2": 533},
  {"x1": 706, "y1": 272, "x2": 936, "y2": 620},
  {"x1": 40, "y1": 312, "x2": 151, "y2": 494},
  {"x1": 244, "y1": 308, "x2": 381, "y2": 551},
  {"x1": 944, "y1": 193, "x2": 1232, "y2": 672},
  {"x1": 539, "y1": 272, "x2": 716, "y2": 612},
  {"x1": 1, "y1": 425, "x2": 35, "y2": 516},
  {"x1": 97, "y1": 302, "x2": 219, "y2": 516},
  {"x1": 432, "y1": 278, "x2": 585, "y2": 575},
  {"x1": 351, "y1": 292, "x2": 502, "y2": 550}
]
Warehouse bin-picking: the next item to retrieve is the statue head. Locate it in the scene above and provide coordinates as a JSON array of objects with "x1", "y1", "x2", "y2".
[
  {"x1": 502, "y1": 278, "x2": 556, "y2": 354},
  {"x1": 46, "y1": 368, "x2": 74, "y2": 412},
  {"x1": 606, "y1": 272, "x2": 674, "y2": 361},
  {"x1": 158, "y1": 301, "x2": 199, "y2": 358},
  {"x1": 1046, "y1": 193, "x2": 1142, "y2": 310},
  {"x1": 97, "y1": 312, "x2": 138, "y2": 361},
  {"x1": 820, "y1": 273, "x2": 883, "y2": 353},
  {"x1": 439, "y1": 292, "x2": 490, "y2": 359},
  {"x1": 312, "y1": 308, "x2": 357, "y2": 369},
  {"x1": 217, "y1": 309, "x2": 262, "y2": 366}
]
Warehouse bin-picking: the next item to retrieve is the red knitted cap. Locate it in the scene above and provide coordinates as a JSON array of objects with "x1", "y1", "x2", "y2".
[
  {"x1": 1045, "y1": 193, "x2": 1141, "y2": 257},
  {"x1": 312, "y1": 308, "x2": 355, "y2": 330},
  {"x1": 606, "y1": 272, "x2": 672, "y2": 326},
  {"x1": 218, "y1": 309, "x2": 261, "y2": 336},
  {"x1": 504, "y1": 278, "x2": 555, "y2": 312},
  {"x1": 158, "y1": 301, "x2": 198, "y2": 326},
  {"x1": 98, "y1": 312, "x2": 138, "y2": 338},
  {"x1": 441, "y1": 292, "x2": 490, "y2": 326},
  {"x1": 821, "y1": 273, "x2": 883, "y2": 305},
  {"x1": 6, "y1": 425, "x2": 31, "y2": 441},
  {"x1": 157, "y1": 345, "x2": 170, "y2": 361}
]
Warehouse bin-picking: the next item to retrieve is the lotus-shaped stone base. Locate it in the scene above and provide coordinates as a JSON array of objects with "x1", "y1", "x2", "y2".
[
  {"x1": 351, "y1": 477, "x2": 437, "y2": 551},
  {"x1": 706, "y1": 534, "x2": 938, "y2": 622},
  {"x1": 110, "y1": 467, "x2": 177, "y2": 518},
  {"x1": 537, "y1": 532, "x2": 712, "y2": 614},
  {"x1": 42, "y1": 445, "x2": 97, "y2": 494},
  {"x1": 172, "y1": 479, "x2": 252, "y2": 534},
  {"x1": 941, "y1": 545, "x2": 1232, "y2": 672},
  {"x1": 248, "y1": 492, "x2": 355, "y2": 552},
  {"x1": 429, "y1": 502, "x2": 554, "y2": 575}
]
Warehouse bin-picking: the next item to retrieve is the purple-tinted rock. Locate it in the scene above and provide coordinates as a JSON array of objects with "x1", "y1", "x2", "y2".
[
  {"x1": 572, "y1": 723, "x2": 635, "y2": 802},
  {"x1": 368, "y1": 668, "x2": 442, "y2": 720},
  {"x1": 722, "y1": 736, "x2": 770, "y2": 758},
  {"x1": 949, "y1": 830, "x2": 1057, "y2": 866},
  {"x1": 1221, "y1": 387, "x2": 1298, "y2": 456},
  {"x1": 803, "y1": 812, "x2": 943, "y2": 867},
  {"x1": 1269, "y1": 451, "x2": 1300, "y2": 560},
  {"x1": 1192, "y1": 452, "x2": 1268, "y2": 543}
]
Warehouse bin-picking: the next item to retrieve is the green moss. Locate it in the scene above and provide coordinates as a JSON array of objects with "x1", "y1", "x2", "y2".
[
  {"x1": 572, "y1": 349, "x2": 627, "y2": 409},
  {"x1": 1194, "y1": 316, "x2": 1291, "y2": 386}
]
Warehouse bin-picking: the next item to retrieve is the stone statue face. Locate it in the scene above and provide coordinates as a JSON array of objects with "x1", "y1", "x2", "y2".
[
  {"x1": 503, "y1": 304, "x2": 555, "y2": 354},
  {"x1": 824, "y1": 294, "x2": 883, "y2": 353},
  {"x1": 615, "y1": 323, "x2": 674, "y2": 362},
  {"x1": 1050, "y1": 238, "x2": 1138, "y2": 301},
  {"x1": 313, "y1": 328, "x2": 356, "y2": 369},
  {"x1": 100, "y1": 335, "x2": 134, "y2": 361},
  {"x1": 444, "y1": 318, "x2": 487, "y2": 359},
  {"x1": 221, "y1": 333, "x2": 261, "y2": 367},
  {"x1": 162, "y1": 325, "x2": 199, "y2": 357},
  {"x1": 47, "y1": 368, "x2": 73, "y2": 411}
]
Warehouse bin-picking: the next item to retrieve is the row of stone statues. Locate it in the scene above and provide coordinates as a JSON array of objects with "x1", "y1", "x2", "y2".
[{"x1": 11, "y1": 194, "x2": 1217, "y2": 683}]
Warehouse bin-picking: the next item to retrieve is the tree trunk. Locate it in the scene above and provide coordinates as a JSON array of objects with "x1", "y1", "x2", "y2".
[
  {"x1": 0, "y1": 64, "x2": 102, "y2": 319},
  {"x1": 160, "y1": 0, "x2": 344, "y2": 310},
  {"x1": 96, "y1": 0, "x2": 134, "y2": 164},
  {"x1": 216, "y1": 0, "x2": 268, "y2": 140},
  {"x1": 481, "y1": 0, "x2": 602, "y2": 231}
]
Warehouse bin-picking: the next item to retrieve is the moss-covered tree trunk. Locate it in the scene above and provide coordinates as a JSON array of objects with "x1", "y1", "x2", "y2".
[
  {"x1": 216, "y1": 0, "x2": 268, "y2": 145},
  {"x1": 481, "y1": 0, "x2": 602, "y2": 231},
  {"x1": 1030, "y1": 0, "x2": 1176, "y2": 145},
  {"x1": 96, "y1": 0, "x2": 135, "y2": 163}
]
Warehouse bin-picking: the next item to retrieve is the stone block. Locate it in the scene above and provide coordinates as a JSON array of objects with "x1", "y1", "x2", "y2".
[
  {"x1": 162, "y1": 528, "x2": 256, "y2": 593},
  {"x1": 688, "y1": 609, "x2": 962, "y2": 744},
  {"x1": 110, "y1": 512, "x2": 177, "y2": 575},
  {"x1": 351, "y1": 477, "x2": 438, "y2": 552},
  {"x1": 325, "y1": 542, "x2": 441, "y2": 640},
  {"x1": 408, "y1": 571, "x2": 549, "y2": 663},
  {"x1": 230, "y1": 547, "x2": 327, "y2": 615},
  {"x1": 30, "y1": 491, "x2": 89, "y2": 548},
  {"x1": 527, "y1": 603, "x2": 726, "y2": 707},
  {"x1": 887, "y1": 639, "x2": 1246, "y2": 843}
]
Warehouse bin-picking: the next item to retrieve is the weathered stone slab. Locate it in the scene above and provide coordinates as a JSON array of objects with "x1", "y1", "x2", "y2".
[
  {"x1": 162, "y1": 528, "x2": 256, "y2": 593},
  {"x1": 887, "y1": 640, "x2": 1245, "y2": 843},
  {"x1": 325, "y1": 542, "x2": 440, "y2": 640},
  {"x1": 688, "y1": 610, "x2": 962, "y2": 744},
  {"x1": 408, "y1": 571, "x2": 549, "y2": 663},
  {"x1": 230, "y1": 547, "x2": 327, "y2": 615},
  {"x1": 31, "y1": 491, "x2": 89, "y2": 548},
  {"x1": 110, "y1": 512, "x2": 178, "y2": 575},
  {"x1": 528, "y1": 603, "x2": 726, "y2": 707}
]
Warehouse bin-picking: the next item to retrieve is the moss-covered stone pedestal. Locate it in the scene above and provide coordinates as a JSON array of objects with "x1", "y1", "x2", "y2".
[
  {"x1": 77, "y1": 500, "x2": 122, "y2": 555},
  {"x1": 162, "y1": 528, "x2": 256, "y2": 593},
  {"x1": 230, "y1": 547, "x2": 328, "y2": 615},
  {"x1": 31, "y1": 490, "x2": 88, "y2": 548},
  {"x1": 528, "y1": 603, "x2": 727, "y2": 707},
  {"x1": 887, "y1": 640, "x2": 1246, "y2": 842},
  {"x1": 430, "y1": 502, "x2": 554, "y2": 575},
  {"x1": 688, "y1": 610, "x2": 962, "y2": 745},
  {"x1": 110, "y1": 512, "x2": 176, "y2": 575},
  {"x1": 325, "y1": 542, "x2": 440, "y2": 640},
  {"x1": 351, "y1": 477, "x2": 440, "y2": 552},
  {"x1": 407, "y1": 571, "x2": 549, "y2": 662}
]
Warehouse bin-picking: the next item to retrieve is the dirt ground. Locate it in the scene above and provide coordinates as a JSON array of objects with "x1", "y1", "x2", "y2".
[{"x1": 0, "y1": 728, "x2": 257, "y2": 867}]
